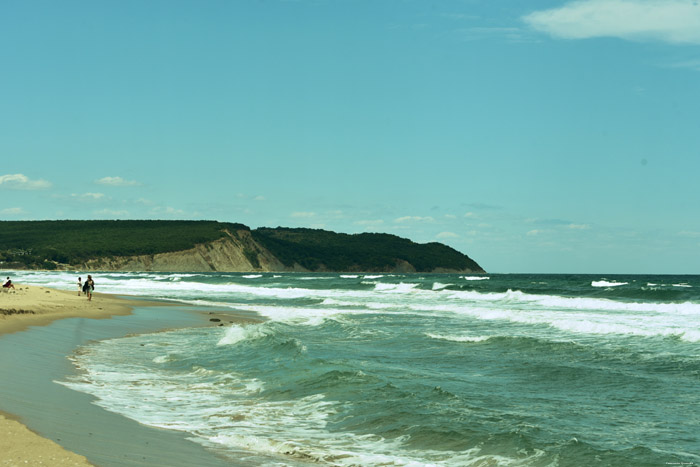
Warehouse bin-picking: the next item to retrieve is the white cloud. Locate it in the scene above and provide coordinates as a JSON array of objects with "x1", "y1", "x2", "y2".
[
  {"x1": 0, "y1": 174, "x2": 51, "y2": 190},
  {"x1": 395, "y1": 216, "x2": 435, "y2": 223},
  {"x1": 437, "y1": 231, "x2": 460, "y2": 239},
  {"x1": 95, "y1": 176, "x2": 140, "y2": 186},
  {"x1": 1, "y1": 207, "x2": 23, "y2": 215},
  {"x1": 523, "y1": 0, "x2": 700, "y2": 44},
  {"x1": 567, "y1": 223, "x2": 591, "y2": 230},
  {"x1": 527, "y1": 229, "x2": 544, "y2": 236}
]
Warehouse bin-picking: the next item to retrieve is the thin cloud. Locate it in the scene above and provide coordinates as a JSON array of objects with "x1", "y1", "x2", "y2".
[
  {"x1": 395, "y1": 216, "x2": 435, "y2": 223},
  {"x1": 291, "y1": 211, "x2": 316, "y2": 218},
  {"x1": 665, "y1": 58, "x2": 700, "y2": 71},
  {"x1": 567, "y1": 223, "x2": 591, "y2": 230},
  {"x1": 0, "y1": 174, "x2": 51, "y2": 190},
  {"x1": 95, "y1": 209, "x2": 129, "y2": 216},
  {"x1": 355, "y1": 220, "x2": 384, "y2": 232},
  {"x1": 436, "y1": 231, "x2": 460, "y2": 239},
  {"x1": 523, "y1": 0, "x2": 700, "y2": 44},
  {"x1": 463, "y1": 202, "x2": 503, "y2": 211},
  {"x1": 454, "y1": 26, "x2": 531, "y2": 43},
  {"x1": 151, "y1": 206, "x2": 185, "y2": 216},
  {"x1": 71, "y1": 192, "x2": 106, "y2": 201},
  {"x1": 96, "y1": 176, "x2": 141, "y2": 187},
  {"x1": 1, "y1": 207, "x2": 23, "y2": 215}
]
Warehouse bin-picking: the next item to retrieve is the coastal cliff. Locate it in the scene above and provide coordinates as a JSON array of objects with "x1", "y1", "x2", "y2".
[
  {"x1": 81, "y1": 229, "x2": 297, "y2": 273},
  {"x1": 0, "y1": 220, "x2": 486, "y2": 273}
]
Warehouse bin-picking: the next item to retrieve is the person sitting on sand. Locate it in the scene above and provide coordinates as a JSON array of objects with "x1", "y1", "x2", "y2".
[{"x1": 3, "y1": 277, "x2": 15, "y2": 289}]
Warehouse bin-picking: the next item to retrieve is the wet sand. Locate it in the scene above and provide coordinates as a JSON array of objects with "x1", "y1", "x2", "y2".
[{"x1": 0, "y1": 284, "x2": 249, "y2": 466}]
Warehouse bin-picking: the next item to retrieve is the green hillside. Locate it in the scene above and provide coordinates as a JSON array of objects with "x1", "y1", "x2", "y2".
[
  {"x1": 251, "y1": 227, "x2": 483, "y2": 272},
  {"x1": 0, "y1": 220, "x2": 247, "y2": 269},
  {"x1": 0, "y1": 220, "x2": 484, "y2": 272}
]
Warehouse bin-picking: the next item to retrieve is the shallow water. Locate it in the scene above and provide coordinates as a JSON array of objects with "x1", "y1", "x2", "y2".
[{"x1": 13, "y1": 271, "x2": 700, "y2": 466}]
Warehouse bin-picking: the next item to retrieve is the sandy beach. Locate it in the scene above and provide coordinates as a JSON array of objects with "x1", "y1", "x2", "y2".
[
  {"x1": 0, "y1": 284, "x2": 157, "y2": 466},
  {"x1": 0, "y1": 283, "x2": 138, "y2": 336}
]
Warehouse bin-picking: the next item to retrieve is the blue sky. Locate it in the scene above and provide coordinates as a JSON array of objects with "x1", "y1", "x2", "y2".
[{"x1": 2, "y1": 0, "x2": 699, "y2": 274}]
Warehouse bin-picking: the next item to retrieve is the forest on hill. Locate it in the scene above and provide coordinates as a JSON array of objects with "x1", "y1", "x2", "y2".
[
  {"x1": 0, "y1": 220, "x2": 484, "y2": 273},
  {"x1": 251, "y1": 227, "x2": 483, "y2": 272}
]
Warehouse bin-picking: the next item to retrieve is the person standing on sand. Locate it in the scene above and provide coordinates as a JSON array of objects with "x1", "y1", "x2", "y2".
[
  {"x1": 77, "y1": 276, "x2": 82, "y2": 296},
  {"x1": 84, "y1": 275, "x2": 94, "y2": 301}
]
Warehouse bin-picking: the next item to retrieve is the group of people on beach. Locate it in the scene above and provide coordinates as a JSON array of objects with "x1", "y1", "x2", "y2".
[
  {"x1": 77, "y1": 275, "x2": 95, "y2": 301},
  {"x1": 2, "y1": 275, "x2": 95, "y2": 299}
]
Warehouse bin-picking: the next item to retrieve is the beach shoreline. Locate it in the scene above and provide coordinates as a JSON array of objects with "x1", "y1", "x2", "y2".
[
  {"x1": 0, "y1": 283, "x2": 241, "y2": 466},
  {"x1": 0, "y1": 283, "x2": 167, "y2": 336}
]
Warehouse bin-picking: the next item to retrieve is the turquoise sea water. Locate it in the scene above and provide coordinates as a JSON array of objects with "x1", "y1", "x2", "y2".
[{"x1": 13, "y1": 271, "x2": 700, "y2": 466}]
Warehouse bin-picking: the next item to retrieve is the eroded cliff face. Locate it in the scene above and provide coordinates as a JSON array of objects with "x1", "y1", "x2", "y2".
[
  {"x1": 81, "y1": 229, "x2": 305, "y2": 272},
  {"x1": 78, "y1": 228, "x2": 481, "y2": 273}
]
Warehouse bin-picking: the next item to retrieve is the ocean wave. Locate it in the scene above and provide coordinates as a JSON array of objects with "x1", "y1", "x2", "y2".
[
  {"x1": 217, "y1": 324, "x2": 272, "y2": 346},
  {"x1": 425, "y1": 333, "x2": 491, "y2": 343},
  {"x1": 592, "y1": 280, "x2": 629, "y2": 287},
  {"x1": 373, "y1": 283, "x2": 419, "y2": 293}
]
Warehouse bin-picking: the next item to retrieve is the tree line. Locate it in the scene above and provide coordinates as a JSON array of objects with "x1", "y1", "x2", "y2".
[{"x1": 0, "y1": 221, "x2": 484, "y2": 272}]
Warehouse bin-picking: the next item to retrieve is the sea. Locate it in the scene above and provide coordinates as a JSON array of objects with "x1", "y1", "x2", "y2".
[{"x1": 10, "y1": 271, "x2": 700, "y2": 466}]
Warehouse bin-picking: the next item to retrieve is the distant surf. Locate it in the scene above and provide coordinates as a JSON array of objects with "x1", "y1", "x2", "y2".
[{"x1": 9, "y1": 271, "x2": 698, "y2": 466}]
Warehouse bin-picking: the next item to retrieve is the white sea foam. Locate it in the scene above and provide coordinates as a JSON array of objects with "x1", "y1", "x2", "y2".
[
  {"x1": 217, "y1": 324, "x2": 271, "y2": 346},
  {"x1": 340, "y1": 275, "x2": 359, "y2": 279},
  {"x1": 426, "y1": 333, "x2": 491, "y2": 343},
  {"x1": 363, "y1": 275, "x2": 384, "y2": 279},
  {"x1": 432, "y1": 282, "x2": 452, "y2": 290},
  {"x1": 462, "y1": 276, "x2": 490, "y2": 281},
  {"x1": 592, "y1": 280, "x2": 628, "y2": 287},
  {"x1": 62, "y1": 341, "x2": 443, "y2": 467},
  {"x1": 374, "y1": 283, "x2": 419, "y2": 293},
  {"x1": 242, "y1": 274, "x2": 263, "y2": 279}
]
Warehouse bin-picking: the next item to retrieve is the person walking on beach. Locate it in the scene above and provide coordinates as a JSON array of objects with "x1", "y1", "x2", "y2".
[
  {"x1": 77, "y1": 276, "x2": 82, "y2": 296},
  {"x1": 83, "y1": 275, "x2": 94, "y2": 301}
]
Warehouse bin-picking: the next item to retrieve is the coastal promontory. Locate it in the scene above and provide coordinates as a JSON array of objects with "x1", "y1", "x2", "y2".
[{"x1": 0, "y1": 220, "x2": 485, "y2": 274}]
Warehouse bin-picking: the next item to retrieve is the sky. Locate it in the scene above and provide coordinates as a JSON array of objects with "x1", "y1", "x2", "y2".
[{"x1": 1, "y1": 0, "x2": 699, "y2": 274}]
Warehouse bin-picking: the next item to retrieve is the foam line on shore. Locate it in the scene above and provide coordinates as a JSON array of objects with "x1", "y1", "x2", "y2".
[{"x1": 0, "y1": 285, "x2": 257, "y2": 466}]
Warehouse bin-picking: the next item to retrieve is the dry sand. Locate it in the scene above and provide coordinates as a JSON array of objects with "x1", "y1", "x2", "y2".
[{"x1": 0, "y1": 284, "x2": 161, "y2": 466}]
